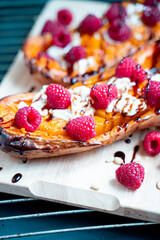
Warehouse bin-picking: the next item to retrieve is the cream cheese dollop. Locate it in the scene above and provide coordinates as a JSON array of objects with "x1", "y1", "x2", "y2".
[
  {"x1": 50, "y1": 86, "x2": 95, "y2": 121},
  {"x1": 106, "y1": 77, "x2": 147, "y2": 116},
  {"x1": 151, "y1": 74, "x2": 160, "y2": 82},
  {"x1": 18, "y1": 85, "x2": 48, "y2": 117},
  {"x1": 126, "y1": 3, "x2": 144, "y2": 27},
  {"x1": 107, "y1": 77, "x2": 135, "y2": 96},
  {"x1": 73, "y1": 56, "x2": 96, "y2": 75},
  {"x1": 47, "y1": 32, "x2": 81, "y2": 69}
]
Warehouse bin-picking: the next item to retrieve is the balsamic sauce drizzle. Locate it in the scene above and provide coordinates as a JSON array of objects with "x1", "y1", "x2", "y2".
[
  {"x1": 12, "y1": 173, "x2": 22, "y2": 183},
  {"x1": 131, "y1": 145, "x2": 139, "y2": 162},
  {"x1": 125, "y1": 139, "x2": 131, "y2": 144}
]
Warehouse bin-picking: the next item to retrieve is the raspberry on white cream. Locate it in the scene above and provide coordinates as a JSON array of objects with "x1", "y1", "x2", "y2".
[{"x1": 50, "y1": 86, "x2": 95, "y2": 121}]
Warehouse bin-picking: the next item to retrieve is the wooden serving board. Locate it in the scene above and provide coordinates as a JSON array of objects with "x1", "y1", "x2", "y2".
[{"x1": 0, "y1": 0, "x2": 160, "y2": 223}]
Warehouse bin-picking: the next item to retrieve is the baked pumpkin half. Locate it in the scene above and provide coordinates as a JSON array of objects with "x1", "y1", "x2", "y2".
[
  {"x1": 1, "y1": 41, "x2": 160, "y2": 160},
  {"x1": 23, "y1": 1, "x2": 160, "y2": 86}
]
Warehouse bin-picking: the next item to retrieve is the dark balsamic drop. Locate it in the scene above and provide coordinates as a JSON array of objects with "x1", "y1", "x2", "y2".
[
  {"x1": 22, "y1": 158, "x2": 27, "y2": 164},
  {"x1": 46, "y1": 114, "x2": 53, "y2": 122},
  {"x1": 155, "y1": 107, "x2": 160, "y2": 115},
  {"x1": 114, "y1": 151, "x2": 125, "y2": 163},
  {"x1": 134, "y1": 117, "x2": 141, "y2": 122},
  {"x1": 0, "y1": 117, "x2": 3, "y2": 122},
  {"x1": 28, "y1": 86, "x2": 36, "y2": 92},
  {"x1": 131, "y1": 145, "x2": 139, "y2": 162},
  {"x1": 117, "y1": 126, "x2": 122, "y2": 132},
  {"x1": 12, "y1": 173, "x2": 22, "y2": 183},
  {"x1": 125, "y1": 139, "x2": 131, "y2": 144},
  {"x1": 0, "y1": 167, "x2": 3, "y2": 171},
  {"x1": 71, "y1": 77, "x2": 77, "y2": 85},
  {"x1": 123, "y1": 123, "x2": 129, "y2": 131}
]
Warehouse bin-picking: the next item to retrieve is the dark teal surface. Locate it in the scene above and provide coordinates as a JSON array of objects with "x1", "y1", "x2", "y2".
[{"x1": 0, "y1": 0, "x2": 160, "y2": 239}]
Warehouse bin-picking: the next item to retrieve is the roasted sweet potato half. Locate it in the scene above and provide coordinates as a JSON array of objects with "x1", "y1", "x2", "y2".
[
  {"x1": 23, "y1": 1, "x2": 160, "y2": 86},
  {"x1": 1, "y1": 41, "x2": 160, "y2": 160}
]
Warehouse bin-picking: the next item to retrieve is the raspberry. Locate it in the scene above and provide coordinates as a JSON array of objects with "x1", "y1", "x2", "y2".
[
  {"x1": 65, "y1": 46, "x2": 86, "y2": 65},
  {"x1": 143, "y1": 131, "x2": 160, "y2": 155},
  {"x1": 145, "y1": 80, "x2": 160, "y2": 106},
  {"x1": 116, "y1": 57, "x2": 146, "y2": 83},
  {"x1": 131, "y1": 64, "x2": 147, "y2": 83},
  {"x1": 46, "y1": 84, "x2": 71, "y2": 109},
  {"x1": 15, "y1": 106, "x2": 42, "y2": 132},
  {"x1": 106, "y1": 3, "x2": 127, "y2": 22},
  {"x1": 80, "y1": 14, "x2": 101, "y2": 34},
  {"x1": 57, "y1": 9, "x2": 73, "y2": 26},
  {"x1": 52, "y1": 27, "x2": 71, "y2": 48},
  {"x1": 115, "y1": 57, "x2": 137, "y2": 78},
  {"x1": 66, "y1": 116, "x2": 96, "y2": 141},
  {"x1": 90, "y1": 84, "x2": 118, "y2": 109},
  {"x1": 144, "y1": 0, "x2": 159, "y2": 6},
  {"x1": 116, "y1": 162, "x2": 145, "y2": 190},
  {"x1": 108, "y1": 19, "x2": 131, "y2": 42},
  {"x1": 142, "y1": 7, "x2": 160, "y2": 27},
  {"x1": 41, "y1": 20, "x2": 60, "y2": 35}
]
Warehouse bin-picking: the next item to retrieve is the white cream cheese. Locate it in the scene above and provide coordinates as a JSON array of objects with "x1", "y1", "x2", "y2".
[
  {"x1": 73, "y1": 56, "x2": 95, "y2": 75},
  {"x1": 106, "y1": 76, "x2": 146, "y2": 116},
  {"x1": 107, "y1": 77, "x2": 135, "y2": 96},
  {"x1": 134, "y1": 33, "x2": 143, "y2": 40},
  {"x1": 18, "y1": 101, "x2": 28, "y2": 109},
  {"x1": 126, "y1": 3, "x2": 144, "y2": 27},
  {"x1": 106, "y1": 92, "x2": 147, "y2": 116},
  {"x1": 30, "y1": 85, "x2": 48, "y2": 116},
  {"x1": 126, "y1": 3, "x2": 144, "y2": 15},
  {"x1": 47, "y1": 32, "x2": 81, "y2": 69},
  {"x1": 151, "y1": 74, "x2": 160, "y2": 82},
  {"x1": 50, "y1": 86, "x2": 95, "y2": 121}
]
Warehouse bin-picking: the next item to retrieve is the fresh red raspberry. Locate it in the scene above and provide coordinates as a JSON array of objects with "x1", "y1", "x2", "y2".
[
  {"x1": 115, "y1": 57, "x2": 137, "y2": 78},
  {"x1": 108, "y1": 19, "x2": 131, "y2": 42},
  {"x1": 46, "y1": 84, "x2": 71, "y2": 109},
  {"x1": 143, "y1": 131, "x2": 160, "y2": 155},
  {"x1": 52, "y1": 27, "x2": 71, "y2": 48},
  {"x1": 57, "y1": 9, "x2": 73, "y2": 26},
  {"x1": 15, "y1": 106, "x2": 42, "y2": 132},
  {"x1": 131, "y1": 65, "x2": 147, "y2": 83},
  {"x1": 116, "y1": 57, "x2": 146, "y2": 82},
  {"x1": 66, "y1": 116, "x2": 96, "y2": 141},
  {"x1": 116, "y1": 162, "x2": 145, "y2": 190},
  {"x1": 144, "y1": 0, "x2": 159, "y2": 6},
  {"x1": 90, "y1": 84, "x2": 118, "y2": 109},
  {"x1": 41, "y1": 20, "x2": 60, "y2": 35},
  {"x1": 106, "y1": 3, "x2": 127, "y2": 22},
  {"x1": 65, "y1": 46, "x2": 86, "y2": 65},
  {"x1": 142, "y1": 7, "x2": 160, "y2": 27},
  {"x1": 80, "y1": 14, "x2": 101, "y2": 34},
  {"x1": 145, "y1": 80, "x2": 160, "y2": 106}
]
